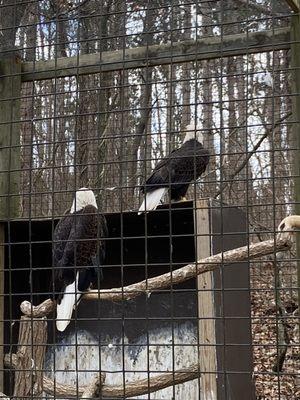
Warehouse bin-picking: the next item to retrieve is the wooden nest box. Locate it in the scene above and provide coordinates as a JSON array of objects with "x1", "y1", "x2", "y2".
[{"x1": 3, "y1": 198, "x2": 255, "y2": 399}]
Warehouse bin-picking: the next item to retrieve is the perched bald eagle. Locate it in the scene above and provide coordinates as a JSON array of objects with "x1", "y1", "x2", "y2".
[
  {"x1": 138, "y1": 124, "x2": 210, "y2": 214},
  {"x1": 53, "y1": 188, "x2": 107, "y2": 332}
]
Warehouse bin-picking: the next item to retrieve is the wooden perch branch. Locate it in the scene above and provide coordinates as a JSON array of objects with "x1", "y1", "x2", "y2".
[
  {"x1": 20, "y1": 232, "x2": 293, "y2": 317},
  {"x1": 85, "y1": 235, "x2": 292, "y2": 300},
  {"x1": 5, "y1": 353, "x2": 200, "y2": 398},
  {"x1": 20, "y1": 298, "x2": 54, "y2": 318}
]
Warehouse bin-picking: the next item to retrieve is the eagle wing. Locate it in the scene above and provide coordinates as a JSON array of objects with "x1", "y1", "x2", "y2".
[
  {"x1": 168, "y1": 144, "x2": 210, "y2": 184},
  {"x1": 144, "y1": 141, "x2": 209, "y2": 189},
  {"x1": 53, "y1": 205, "x2": 106, "y2": 298},
  {"x1": 97, "y1": 213, "x2": 108, "y2": 265},
  {"x1": 142, "y1": 150, "x2": 176, "y2": 190},
  {"x1": 53, "y1": 212, "x2": 72, "y2": 269}
]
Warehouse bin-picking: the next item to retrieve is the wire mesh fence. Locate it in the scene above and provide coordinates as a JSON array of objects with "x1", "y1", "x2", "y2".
[{"x1": 0, "y1": 0, "x2": 299, "y2": 399}]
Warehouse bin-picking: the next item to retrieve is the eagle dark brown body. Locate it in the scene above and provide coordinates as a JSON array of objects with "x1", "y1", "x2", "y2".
[
  {"x1": 53, "y1": 188, "x2": 107, "y2": 331},
  {"x1": 53, "y1": 205, "x2": 107, "y2": 303}
]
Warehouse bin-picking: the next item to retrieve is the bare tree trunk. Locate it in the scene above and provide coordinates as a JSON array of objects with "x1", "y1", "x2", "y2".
[
  {"x1": 101, "y1": 1, "x2": 127, "y2": 212},
  {"x1": 236, "y1": 55, "x2": 249, "y2": 199},
  {"x1": 201, "y1": 6, "x2": 216, "y2": 197},
  {"x1": 52, "y1": 0, "x2": 70, "y2": 213},
  {"x1": 268, "y1": 52, "x2": 288, "y2": 221},
  {"x1": 225, "y1": 56, "x2": 238, "y2": 200},
  {"x1": 166, "y1": 8, "x2": 180, "y2": 151},
  {"x1": 128, "y1": 3, "x2": 155, "y2": 208},
  {"x1": 222, "y1": 3, "x2": 242, "y2": 203},
  {"x1": 166, "y1": 64, "x2": 177, "y2": 151},
  {"x1": 75, "y1": 5, "x2": 93, "y2": 187},
  {"x1": 263, "y1": 52, "x2": 285, "y2": 226},
  {"x1": 95, "y1": 2, "x2": 111, "y2": 208},
  {"x1": 20, "y1": 3, "x2": 37, "y2": 216},
  {"x1": 130, "y1": 68, "x2": 152, "y2": 207},
  {"x1": 181, "y1": 5, "x2": 192, "y2": 128}
]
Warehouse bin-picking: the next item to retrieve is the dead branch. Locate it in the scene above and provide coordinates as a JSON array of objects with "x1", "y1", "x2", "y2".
[
  {"x1": 4, "y1": 353, "x2": 200, "y2": 398},
  {"x1": 21, "y1": 232, "x2": 293, "y2": 317},
  {"x1": 215, "y1": 111, "x2": 292, "y2": 198},
  {"x1": 20, "y1": 298, "x2": 54, "y2": 318}
]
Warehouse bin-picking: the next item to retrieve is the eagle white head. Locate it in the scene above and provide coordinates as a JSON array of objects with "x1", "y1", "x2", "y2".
[
  {"x1": 70, "y1": 187, "x2": 98, "y2": 213},
  {"x1": 183, "y1": 122, "x2": 204, "y2": 144}
]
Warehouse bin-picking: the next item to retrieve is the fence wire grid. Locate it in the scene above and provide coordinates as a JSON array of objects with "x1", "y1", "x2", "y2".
[{"x1": 0, "y1": 0, "x2": 299, "y2": 399}]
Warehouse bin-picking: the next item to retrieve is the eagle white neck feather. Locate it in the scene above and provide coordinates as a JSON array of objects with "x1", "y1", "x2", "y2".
[{"x1": 70, "y1": 188, "x2": 98, "y2": 213}]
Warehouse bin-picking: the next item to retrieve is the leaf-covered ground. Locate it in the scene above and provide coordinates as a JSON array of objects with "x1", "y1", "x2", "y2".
[{"x1": 251, "y1": 261, "x2": 299, "y2": 399}]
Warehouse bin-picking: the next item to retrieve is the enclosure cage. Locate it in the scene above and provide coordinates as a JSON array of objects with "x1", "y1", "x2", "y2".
[{"x1": 0, "y1": 0, "x2": 300, "y2": 399}]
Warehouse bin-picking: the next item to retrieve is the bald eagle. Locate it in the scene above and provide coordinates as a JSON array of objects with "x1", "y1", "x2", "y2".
[
  {"x1": 138, "y1": 124, "x2": 210, "y2": 214},
  {"x1": 53, "y1": 188, "x2": 107, "y2": 332}
]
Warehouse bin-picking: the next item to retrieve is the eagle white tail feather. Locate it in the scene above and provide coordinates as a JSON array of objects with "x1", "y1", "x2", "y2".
[
  {"x1": 56, "y1": 273, "x2": 81, "y2": 332},
  {"x1": 138, "y1": 188, "x2": 166, "y2": 215}
]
